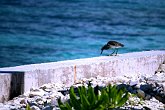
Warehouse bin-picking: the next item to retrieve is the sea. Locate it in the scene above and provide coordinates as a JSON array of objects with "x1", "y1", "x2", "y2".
[{"x1": 0, "y1": 0, "x2": 165, "y2": 68}]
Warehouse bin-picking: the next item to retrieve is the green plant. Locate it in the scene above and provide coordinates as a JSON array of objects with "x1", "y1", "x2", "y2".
[
  {"x1": 58, "y1": 86, "x2": 107, "y2": 110},
  {"x1": 26, "y1": 104, "x2": 31, "y2": 110},
  {"x1": 58, "y1": 84, "x2": 129, "y2": 110},
  {"x1": 105, "y1": 85, "x2": 129, "y2": 109}
]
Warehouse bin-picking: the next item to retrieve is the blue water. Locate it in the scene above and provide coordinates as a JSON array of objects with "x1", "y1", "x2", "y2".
[{"x1": 0, "y1": 0, "x2": 165, "y2": 68}]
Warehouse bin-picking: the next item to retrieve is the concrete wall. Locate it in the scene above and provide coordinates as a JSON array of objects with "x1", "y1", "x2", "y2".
[
  {"x1": 0, "y1": 50, "x2": 165, "y2": 102},
  {"x1": 0, "y1": 73, "x2": 24, "y2": 103},
  {"x1": 0, "y1": 74, "x2": 11, "y2": 103}
]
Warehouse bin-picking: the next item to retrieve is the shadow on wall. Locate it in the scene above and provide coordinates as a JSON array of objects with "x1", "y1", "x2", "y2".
[{"x1": 0, "y1": 71, "x2": 24, "y2": 101}]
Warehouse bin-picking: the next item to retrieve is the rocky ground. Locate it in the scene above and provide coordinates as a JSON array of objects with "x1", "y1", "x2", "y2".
[{"x1": 0, "y1": 61, "x2": 165, "y2": 110}]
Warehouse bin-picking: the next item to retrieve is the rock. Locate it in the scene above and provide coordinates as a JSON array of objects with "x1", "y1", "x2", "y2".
[
  {"x1": 30, "y1": 88, "x2": 41, "y2": 92},
  {"x1": 61, "y1": 94, "x2": 69, "y2": 103},
  {"x1": 46, "y1": 99, "x2": 51, "y2": 104},
  {"x1": 137, "y1": 89, "x2": 145, "y2": 99},
  {"x1": 42, "y1": 98, "x2": 47, "y2": 103},
  {"x1": 154, "y1": 95, "x2": 165, "y2": 104},
  {"x1": 51, "y1": 98, "x2": 58, "y2": 106},
  {"x1": 143, "y1": 106, "x2": 151, "y2": 110},
  {"x1": 0, "y1": 107, "x2": 10, "y2": 110},
  {"x1": 129, "y1": 80, "x2": 139, "y2": 86},
  {"x1": 29, "y1": 89, "x2": 45, "y2": 98},
  {"x1": 147, "y1": 73, "x2": 165, "y2": 83},
  {"x1": 144, "y1": 94, "x2": 152, "y2": 100},
  {"x1": 27, "y1": 99, "x2": 38, "y2": 107},
  {"x1": 44, "y1": 89, "x2": 51, "y2": 92},
  {"x1": 9, "y1": 105, "x2": 18, "y2": 109},
  {"x1": 23, "y1": 91, "x2": 31, "y2": 97},
  {"x1": 115, "y1": 76, "x2": 130, "y2": 84},
  {"x1": 0, "y1": 104, "x2": 10, "y2": 110},
  {"x1": 73, "y1": 83, "x2": 84, "y2": 88},
  {"x1": 40, "y1": 84, "x2": 52, "y2": 90},
  {"x1": 155, "y1": 64, "x2": 165, "y2": 74},
  {"x1": 58, "y1": 89, "x2": 69, "y2": 96},
  {"x1": 50, "y1": 91, "x2": 64, "y2": 99},
  {"x1": 37, "y1": 100, "x2": 44, "y2": 105},
  {"x1": 30, "y1": 105, "x2": 40, "y2": 110},
  {"x1": 91, "y1": 80, "x2": 98, "y2": 87},
  {"x1": 20, "y1": 99, "x2": 26, "y2": 104},
  {"x1": 43, "y1": 105, "x2": 53, "y2": 110},
  {"x1": 52, "y1": 106, "x2": 60, "y2": 110},
  {"x1": 134, "y1": 82, "x2": 146, "y2": 89},
  {"x1": 20, "y1": 104, "x2": 26, "y2": 108},
  {"x1": 148, "y1": 82, "x2": 165, "y2": 104},
  {"x1": 143, "y1": 98, "x2": 165, "y2": 110},
  {"x1": 140, "y1": 84, "x2": 153, "y2": 93}
]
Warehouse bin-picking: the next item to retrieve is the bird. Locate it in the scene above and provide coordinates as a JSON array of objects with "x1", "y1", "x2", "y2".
[{"x1": 100, "y1": 40, "x2": 124, "y2": 56}]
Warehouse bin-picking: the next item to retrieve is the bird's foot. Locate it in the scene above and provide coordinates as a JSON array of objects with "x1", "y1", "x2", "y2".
[
  {"x1": 108, "y1": 54, "x2": 115, "y2": 56},
  {"x1": 108, "y1": 54, "x2": 118, "y2": 56}
]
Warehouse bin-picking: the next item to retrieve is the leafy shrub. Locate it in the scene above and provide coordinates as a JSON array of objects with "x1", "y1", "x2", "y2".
[
  {"x1": 26, "y1": 104, "x2": 31, "y2": 110},
  {"x1": 105, "y1": 85, "x2": 129, "y2": 109},
  {"x1": 58, "y1": 84, "x2": 129, "y2": 110}
]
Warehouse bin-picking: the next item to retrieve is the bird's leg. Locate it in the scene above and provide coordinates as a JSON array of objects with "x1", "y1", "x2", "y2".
[
  {"x1": 115, "y1": 48, "x2": 118, "y2": 56},
  {"x1": 109, "y1": 49, "x2": 115, "y2": 56}
]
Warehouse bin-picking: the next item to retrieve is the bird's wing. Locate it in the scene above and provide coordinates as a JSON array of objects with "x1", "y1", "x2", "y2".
[{"x1": 107, "y1": 41, "x2": 124, "y2": 47}]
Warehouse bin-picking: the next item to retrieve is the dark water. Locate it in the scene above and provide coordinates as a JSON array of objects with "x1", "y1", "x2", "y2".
[{"x1": 0, "y1": 0, "x2": 165, "y2": 67}]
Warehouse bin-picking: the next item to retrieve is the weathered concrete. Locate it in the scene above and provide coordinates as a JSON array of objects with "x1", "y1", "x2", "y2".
[
  {"x1": 0, "y1": 50, "x2": 165, "y2": 102},
  {"x1": 0, "y1": 73, "x2": 11, "y2": 103},
  {"x1": 0, "y1": 73, "x2": 24, "y2": 103}
]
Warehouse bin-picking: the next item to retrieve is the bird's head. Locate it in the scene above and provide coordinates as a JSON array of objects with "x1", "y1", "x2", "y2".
[{"x1": 100, "y1": 44, "x2": 108, "y2": 55}]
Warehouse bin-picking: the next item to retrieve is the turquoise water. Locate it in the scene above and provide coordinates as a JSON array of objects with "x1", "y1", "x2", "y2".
[{"x1": 0, "y1": 0, "x2": 165, "y2": 67}]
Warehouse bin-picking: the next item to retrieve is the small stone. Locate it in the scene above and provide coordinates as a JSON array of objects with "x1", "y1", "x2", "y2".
[
  {"x1": 42, "y1": 98, "x2": 47, "y2": 103},
  {"x1": 44, "y1": 89, "x2": 51, "y2": 92},
  {"x1": 154, "y1": 95, "x2": 165, "y2": 104},
  {"x1": 89, "y1": 77, "x2": 95, "y2": 81},
  {"x1": 0, "y1": 107, "x2": 10, "y2": 110},
  {"x1": 30, "y1": 105, "x2": 40, "y2": 110},
  {"x1": 20, "y1": 104, "x2": 26, "y2": 108},
  {"x1": 27, "y1": 99, "x2": 38, "y2": 106},
  {"x1": 50, "y1": 91, "x2": 64, "y2": 99},
  {"x1": 155, "y1": 64, "x2": 165, "y2": 74},
  {"x1": 29, "y1": 89, "x2": 45, "y2": 97},
  {"x1": 143, "y1": 106, "x2": 151, "y2": 110},
  {"x1": 20, "y1": 99, "x2": 26, "y2": 104},
  {"x1": 140, "y1": 84, "x2": 152, "y2": 93},
  {"x1": 147, "y1": 73, "x2": 165, "y2": 83},
  {"x1": 134, "y1": 82, "x2": 146, "y2": 89},
  {"x1": 53, "y1": 107, "x2": 60, "y2": 110},
  {"x1": 51, "y1": 97, "x2": 58, "y2": 106},
  {"x1": 23, "y1": 91, "x2": 30, "y2": 97},
  {"x1": 144, "y1": 94, "x2": 152, "y2": 100},
  {"x1": 137, "y1": 89, "x2": 145, "y2": 99},
  {"x1": 30, "y1": 88, "x2": 40, "y2": 92},
  {"x1": 129, "y1": 80, "x2": 139, "y2": 86},
  {"x1": 115, "y1": 76, "x2": 130, "y2": 84},
  {"x1": 9, "y1": 105, "x2": 17, "y2": 109},
  {"x1": 43, "y1": 105, "x2": 53, "y2": 110},
  {"x1": 40, "y1": 84, "x2": 52, "y2": 90},
  {"x1": 73, "y1": 83, "x2": 83, "y2": 88},
  {"x1": 46, "y1": 99, "x2": 51, "y2": 104},
  {"x1": 37, "y1": 100, "x2": 44, "y2": 105},
  {"x1": 127, "y1": 86, "x2": 134, "y2": 93}
]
